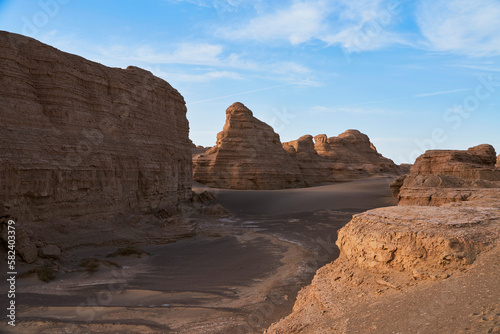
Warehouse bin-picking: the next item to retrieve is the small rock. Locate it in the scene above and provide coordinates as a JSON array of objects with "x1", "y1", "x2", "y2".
[{"x1": 39, "y1": 245, "x2": 61, "y2": 259}]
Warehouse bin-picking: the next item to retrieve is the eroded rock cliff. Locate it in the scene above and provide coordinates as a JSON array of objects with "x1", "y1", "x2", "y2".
[
  {"x1": 284, "y1": 130, "x2": 402, "y2": 185},
  {"x1": 266, "y1": 145, "x2": 500, "y2": 333},
  {"x1": 0, "y1": 32, "x2": 191, "y2": 234},
  {"x1": 193, "y1": 103, "x2": 402, "y2": 189},
  {"x1": 193, "y1": 102, "x2": 305, "y2": 189},
  {"x1": 395, "y1": 144, "x2": 500, "y2": 206}
]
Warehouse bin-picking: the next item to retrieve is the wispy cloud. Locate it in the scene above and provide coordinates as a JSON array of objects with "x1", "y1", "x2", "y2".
[
  {"x1": 167, "y1": 0, "x2": 259, "y2": 12},
  {"x1": 308, "y1": 105, "x2": 401, "y2": 116},
  {"x1": 36, "y1": 31, "x2": 316, "y2": 84},
  {"x1": 416, "y1": 0, "x2": 500, "y2": 57},
  {"x1": 451, "y1": 64, "x2": 500, "y2": 73},
  {"x1": 155, "y1": 70, "x2": 244, "y2": 83},
  {"x1": 220, "y1": 0, "x2": 405, "y2": 51},
  {"x1": 413, "y1": 88, "x2": 471, "y2": 98},
  {"x1": 221, "y1": 1, "x2": 328, "y2": 45},
  {"x1": 187, "y1": 83, "x2": 298, "y2": 105}
]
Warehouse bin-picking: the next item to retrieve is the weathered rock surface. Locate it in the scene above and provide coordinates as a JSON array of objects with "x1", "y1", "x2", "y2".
[
  {"x1": 284, "y1": 130, "x2": 402, "y2": 185},
  {"x1": 0, "y1": 32, "x2": 191, "y2": 251},
  {"x1": 194, "y1": 104, "x2": 402, "y2": 189},
  {"x1": 497, "y1": 154, "x2": 500, "y2": 167},
  {"x1": 193, "y1": 102, "x2": 305, "y2": 189},
  {"x1": 396, "y1": 145, "x2": 500, "y2": 206},
  {"x1": 266, "y1": 145, "x2": 500, "y2": 334}
]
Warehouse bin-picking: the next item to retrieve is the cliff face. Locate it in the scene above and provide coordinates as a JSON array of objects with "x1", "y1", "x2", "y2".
[
  {"x1": 193, "y1": 103, "x2": 402, "y2": 190},
  {"x1": 395, "y1": 145, "x2": 500, "y2": 206},
  {"x1": 284, "y1": 130, "x2": 402, "y2": 185},
  {"x1": 193, "y1": 102, "x2": 305, "y2": 190},
  {"x1": 0, "y1": 31, "x2": 192, "y2": 224},
  {"x1": 266, "y1": 145, "x2": 500, "y2": 334}
]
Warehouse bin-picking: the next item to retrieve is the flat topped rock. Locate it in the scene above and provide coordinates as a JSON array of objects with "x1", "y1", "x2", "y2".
[
  {"x1": 397, "y1": 144, "x2": 500, "y2": 206},
  {"x1": 355, "y1": 204, "x2": 499, "y2": 227}
]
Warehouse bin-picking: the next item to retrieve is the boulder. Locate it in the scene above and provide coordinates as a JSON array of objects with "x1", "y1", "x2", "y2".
[{"x1": 39, "y1": 245, "x2": 61, "y2": 259}]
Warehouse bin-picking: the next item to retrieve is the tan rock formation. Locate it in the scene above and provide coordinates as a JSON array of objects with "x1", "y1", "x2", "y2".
[
  {"x1": 266, "y1": 145, "x2": 500, "y2": 333},
  {"x1": 0, "y1": 32, "x2": 191, "y2": 232},
  {"x1": 193, "y1": 105, "x2": 402, "y2": 189},
  {"x1": 193, "y1": 102, "x2": 305, "y2": 189},
  {"x1": 284, "y1": 130, "x2": 402, "y2": 185},
  {"x1": 497, "y1": 154, "x2": 500, "y2": 167},
  {"x1": 396, "y1": 145, "x2": 500, "y2": 206}
]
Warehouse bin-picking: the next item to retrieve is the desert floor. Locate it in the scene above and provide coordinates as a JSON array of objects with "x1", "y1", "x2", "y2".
[{"x1": 3, "y1": 177, "x2": 396, "y2": 334}]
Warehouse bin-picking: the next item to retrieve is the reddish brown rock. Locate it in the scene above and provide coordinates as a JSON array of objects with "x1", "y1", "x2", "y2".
[
  {"x1": 0, "y1": 32, "x2": 191, "y2": 227},
  {"x1": 193, "y1": 102, "x2": 305, "y2": 189},
  {"x1": 397, "y1": 145, "x2": 500, "y2": 206},
  {"x1": 409, "y1": 144, "x2": 498, "y2": 180},
  {"x1": 265, "y1": 199, "x2": 500, "y2": 334},
  {"x1": 266, "y1": 145, "x2": 500, "y2": 333},
  {"x1": 283, "y1": 130, "x2": 402, "y2": 185}
]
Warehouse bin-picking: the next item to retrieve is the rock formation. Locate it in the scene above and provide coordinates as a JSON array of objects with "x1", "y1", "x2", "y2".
[
  {"x1": 193, "y1": 102, "x2": 305, "y2": 189},
  {"x1": 0, "y1": 32, "x2": 192, "y2": 259},
  {"x1": 497, "y1": 154, "x2": 500, "y2": 168},
  {"x1": 266, "y1": 145, "x2": 500, "y2": 333},
  {"x1": 284, "y1": 130, "x2": 402, "y2": 185},
  {"x1": 193, "y1": 103, "x2": 403, "y2": 189},
  {"x1": 394, "y1": 144, "x2": 500, "y2": 206}
]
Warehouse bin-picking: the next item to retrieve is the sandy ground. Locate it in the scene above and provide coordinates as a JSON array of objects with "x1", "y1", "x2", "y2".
[{"x1": 1, "y1": 177, "x2": 396, "y2": 334}]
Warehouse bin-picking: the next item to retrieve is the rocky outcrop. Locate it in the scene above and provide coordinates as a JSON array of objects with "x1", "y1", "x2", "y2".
[
  {"x1": 0, "y1": 32, "x2": 191, "y2": 228},
  {"x1": 395, "y1": 145, "x2": 500, "y2": 206},
  {"x1": 283, "y1": 130, "x2": 401, "y2": 185},
  {"x1": 193, "y1": 102, "x2": 305, "y2": 190},
  {"x1": 497, "y1": 154, "x2": 500, "y2": 167},
  {"x1": 194, "y1": 105, "x2": 402, "y2": 189},
  {"x1": 266, "y1": 145, "x2": 500, "y2": 334}
]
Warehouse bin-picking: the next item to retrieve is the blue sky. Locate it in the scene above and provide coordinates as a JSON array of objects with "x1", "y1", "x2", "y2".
[{"x1": 1, "y1": 0, "x2": 499, "y2": 163}]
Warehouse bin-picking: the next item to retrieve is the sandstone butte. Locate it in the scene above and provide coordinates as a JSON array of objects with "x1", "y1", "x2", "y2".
[
  {"x1": 283, "y1": 130, "x2": 403, "y2": 185},
  {"x1": 0, "y1": 31, "x2": 192, "y2": 262},
  {"x1": 193, "y1": 102, "x2": 306, "y2": 189},
  {"x1": 193, "y1": 102, "x2": 403, "y2": 190},
  {"x1": 266, "y1": 145, "x2": 500, "y2": 333}
]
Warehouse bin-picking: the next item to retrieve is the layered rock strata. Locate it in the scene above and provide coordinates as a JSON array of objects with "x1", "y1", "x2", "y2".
[
  {"x1": 0, "y1": 32, "x2": 191, "y2": 230},
  {"x1": 266, "y1": 145, "x2": 500, "y2": 333},
  {"x1": 395, "y1": 145, "x2": 500, "y2": 206},
  {"x1": 193, "y1": 102, "x2": 305, "y2": 189},
  {"x1": 193, "y1": 103, "x2": 402, "y2": 189},
  {"x1": 284, "y1": 130, "x2": 402, "y2": 185}
]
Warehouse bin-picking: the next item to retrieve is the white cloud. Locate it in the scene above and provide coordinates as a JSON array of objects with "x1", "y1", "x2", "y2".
[
  {"x1": 413, "y1": 88, "x2": 471, "y2": 98},
  {"x1": 416, "y1": 0, "x2": 500, "y2": 57},
  {"x1": 223, "y1": 1, "x2": 328, "y2": 45},
  {"x1": 35, "y1": 31, "x2": 316, "y2": 84},
  {"x1": 451, "y1": 64, "x2": 500, "y2": 73},
  {"x1": 308, "y1": 105, "x2": 401, "y2": 116},
  {"x1": 99, "y1": 43, "x2": 230, "y2": 67},
  {"x1": 221, "y1": 0, "x2": 404, "y2": 51},
  {"x1": 155, "y1": 70, "x2": 244, "y2": 83}
]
